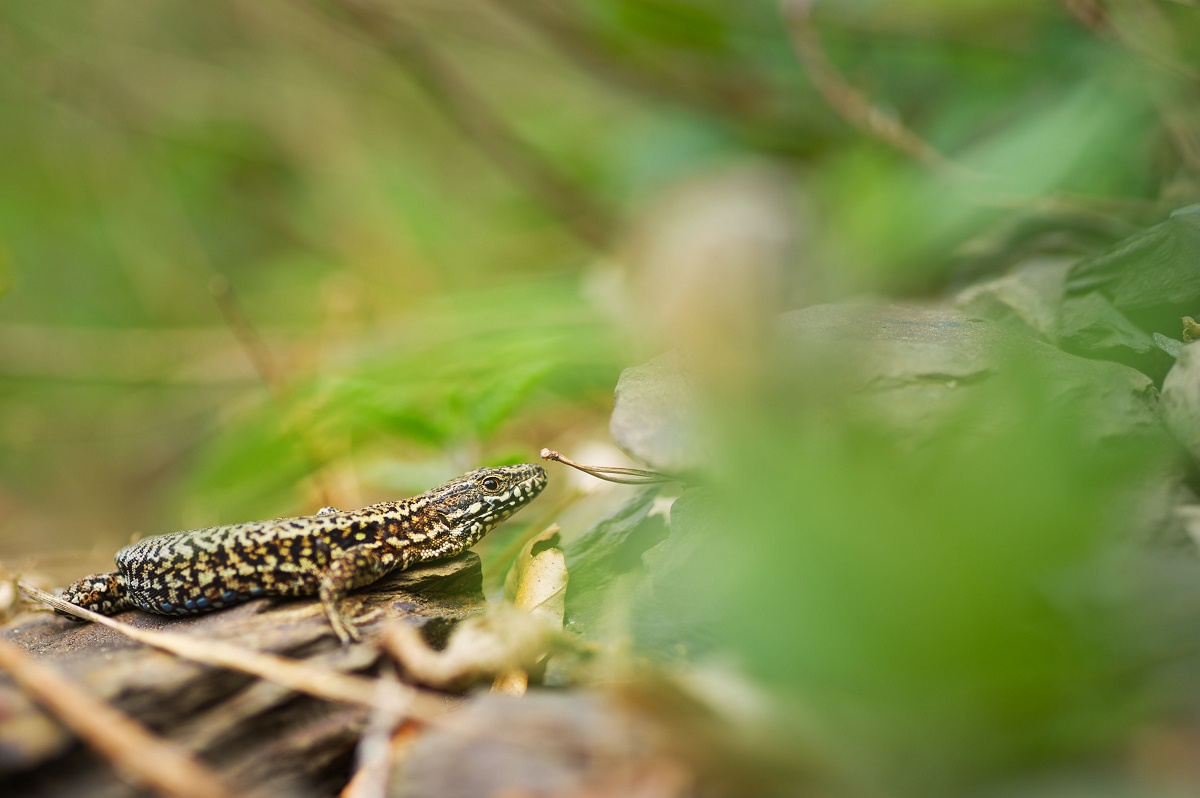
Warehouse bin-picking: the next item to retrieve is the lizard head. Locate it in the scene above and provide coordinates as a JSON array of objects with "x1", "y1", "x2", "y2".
[{"x1": 431, "y1": 463, "x2": 548, "y2": 546}]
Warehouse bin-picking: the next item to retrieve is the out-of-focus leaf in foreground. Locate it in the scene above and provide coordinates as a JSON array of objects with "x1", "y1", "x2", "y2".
[{"x1": 626, "y1": 313, "x2": 1175, "y2": 793}]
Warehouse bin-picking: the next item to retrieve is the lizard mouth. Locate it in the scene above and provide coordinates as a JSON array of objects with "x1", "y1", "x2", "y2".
[
  {"x1": 491, "y1": 466, "x2": 547, "y2": 512},
  {"x1": 523, "y1": 466, "x2": 548, "y2": 496}
]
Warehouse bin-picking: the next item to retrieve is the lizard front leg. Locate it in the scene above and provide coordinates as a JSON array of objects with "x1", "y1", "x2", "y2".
[{"x1": 318, "y1": 546, "x2": 405, "y2": 645}]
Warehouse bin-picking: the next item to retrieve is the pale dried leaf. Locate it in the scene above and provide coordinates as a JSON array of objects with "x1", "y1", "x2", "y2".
[
  {"x1": 383, "y1": 604, "x2": 558, "y2": 692},
  {"x1": 503, "y1": 524, "x2": 561, "y2": 603}
]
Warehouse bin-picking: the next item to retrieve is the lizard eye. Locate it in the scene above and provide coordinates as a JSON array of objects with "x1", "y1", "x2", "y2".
[{"x1": 481, "y1": 476, "x2": 501, "y2": 492}]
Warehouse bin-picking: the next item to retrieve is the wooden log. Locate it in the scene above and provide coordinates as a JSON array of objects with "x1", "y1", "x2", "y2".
[{"x1": 0, "y1": 553, "x2": 485, "y2": 797}]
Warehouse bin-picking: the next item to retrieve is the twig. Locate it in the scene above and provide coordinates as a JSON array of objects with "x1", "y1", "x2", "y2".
[
  {"x1": 539, "y1": 448, "x2": 678, "y2": 485},
  {"x1": 209, "y1": 274, "x2": 352, "y2": 509},
  {"x1": 0, "y1": 637, "x2": 240, "y2": 798},
  {"x1": 491, "y1": 0, "x2": 774, "y2": 123},
  {"x1": 1160, "y1": 104, "x2": 1200, "y2": 180},
  {"x1": 18, "y1": 582, "x2": 444, "y2": 716},
  {"x1": 1060, "y1": 0, "x2": 1109, "y2": 36},
  {"x1": 209, "y1": 275, "x2": 289, "y2": 402},
  {"x1": 1115, "y1": 0, "x2": 1199, "y2": 82},
  {"x1": 341, "y1": 666, "x2": 413, "y2": 798},
  {"x1": 341, "y1": 721, "x2": 421, "y2": 798},
  {"x1": 779, "y1": 0, "x2": 971, "y2": 178},
  {"x1": 332, "y1": 0, "x2": 615, "y2": 249},
  {"x1": 0, "y1": 322, "x2": 260, "y2": 384}
]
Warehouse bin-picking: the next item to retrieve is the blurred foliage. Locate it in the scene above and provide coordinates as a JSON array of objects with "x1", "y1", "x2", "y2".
[
  {"x1": 695, "y1": 367, "x2": 1169, "y2": 794},
  {"x1": 3, "y1": 0, "x2": 1200, "y2": 795}
]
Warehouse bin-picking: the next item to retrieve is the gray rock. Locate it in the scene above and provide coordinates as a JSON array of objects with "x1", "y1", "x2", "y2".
[
  {"x1": 610, "y1": 351, "x2": 705, "y2": 473},
  {"x1": 783, "y1": 303, "x2": 1161, "y2": 444},
  {"x1": 389, "y1": 687, "x2": 805, "y2": 798},
  {"x1": 955, "y1": 256, "x2": 1073, "y2": 342},
  {"x1": 610, "y1": 303, "x2": 1163, "y2": 472}
]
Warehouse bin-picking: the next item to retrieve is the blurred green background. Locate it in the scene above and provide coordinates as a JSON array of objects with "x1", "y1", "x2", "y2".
[{"x1": 4, "y1": 1, "x2": 1200, "y2": 796}]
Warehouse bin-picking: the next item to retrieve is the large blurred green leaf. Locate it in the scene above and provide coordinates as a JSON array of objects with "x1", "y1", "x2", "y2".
[{"x1": 642, "y1": 353, "x2": 1171, "y2": 791}]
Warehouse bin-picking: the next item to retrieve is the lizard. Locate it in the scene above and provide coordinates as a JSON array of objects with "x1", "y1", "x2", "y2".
[{"x1": 58, "y1": 464, "x2": 547, "y2": 644}]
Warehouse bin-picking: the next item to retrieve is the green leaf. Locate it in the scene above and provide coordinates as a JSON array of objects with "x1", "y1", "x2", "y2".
[
  {"x1": 563, "y1": 488, "x2": 666, "y2": 636},
  {"x1": 1154, "y1": 333, "x2": 1187, "y2": 359}
]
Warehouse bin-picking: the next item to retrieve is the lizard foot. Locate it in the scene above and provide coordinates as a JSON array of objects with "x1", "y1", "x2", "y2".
[{"x1": 322, "y1": 598, "x2": 362, "y2": 646}]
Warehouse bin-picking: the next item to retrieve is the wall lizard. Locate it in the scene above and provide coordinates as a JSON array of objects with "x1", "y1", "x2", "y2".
[{"x1": 59, "y1": 464, "x2": 547, "y2": 643}]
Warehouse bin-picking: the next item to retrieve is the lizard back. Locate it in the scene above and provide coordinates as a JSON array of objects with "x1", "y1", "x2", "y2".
[{"x1": 79, "y1": 463, "x2": 548, "y2": 617}]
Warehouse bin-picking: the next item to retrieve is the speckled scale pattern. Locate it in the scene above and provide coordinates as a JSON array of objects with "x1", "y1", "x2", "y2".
[{"x1": 60, "y1": 464, "x2": 547, "y2": 641}]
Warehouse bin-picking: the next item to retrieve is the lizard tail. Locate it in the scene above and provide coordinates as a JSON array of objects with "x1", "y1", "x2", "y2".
[{"x1": 58, "y1": 571, "x2": 135, "y2": 618}]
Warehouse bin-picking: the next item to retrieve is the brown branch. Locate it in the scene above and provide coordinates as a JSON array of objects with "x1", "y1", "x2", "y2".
[
  {"x1": 779, "y1": 0, "x2": 971, "y2": 178},
  {"x1": 0, "y1": 637, "x2": 240, "y2": 798},
  {"x1": 332, "y1": 0, "x2": 615, "y2": 249}
]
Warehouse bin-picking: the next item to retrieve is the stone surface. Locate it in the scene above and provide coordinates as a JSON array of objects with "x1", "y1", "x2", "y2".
[
  {"x1": 955, "y1": 256, "x2": 1073, "y2": 342},
  {"x1": 392, "y1": 692, "x2": 661, "y2": 798},
  {"x1": 388, "y1": 686, "x2": 804, "y2": 798},
  {"x1": 782, "y1": 303, "x2": 1162, "y2": 444},
  {"x1": 611, "y1": 303, "x2": 1164, "y2": 472},
  {"x1": 610, "y1": 351, "x2": 705, "y2": 473}
]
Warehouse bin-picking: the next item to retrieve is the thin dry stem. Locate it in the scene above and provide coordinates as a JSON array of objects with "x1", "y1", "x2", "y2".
[
  {"x1": 341, "y1": 667, "x2": 412, "y2": 798},
  {"x1": 1060, "y1": 0, "x2": 1110, "y2": 35},
  {"x1": 1063, "y1": 0, "x2": 1198, "y2": 81},
  {"x1": 210, "y1": 275, "x2": 289, "y2": 403},
  {"x1": 539, "y1": 448, "x2": 677, "y2": 485},
  {"x1": 492, "y1": 0, "x2": 776, "y2": 122},
  {"x1": 209, "y1": 274, "x2": 352, "y2": 509},
  {"x1": 780, "y1": 0, "x2": 970, "y2": 178},
  {"x1": 333, "y1": 0, "x2": 615, "y2": 249}
]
